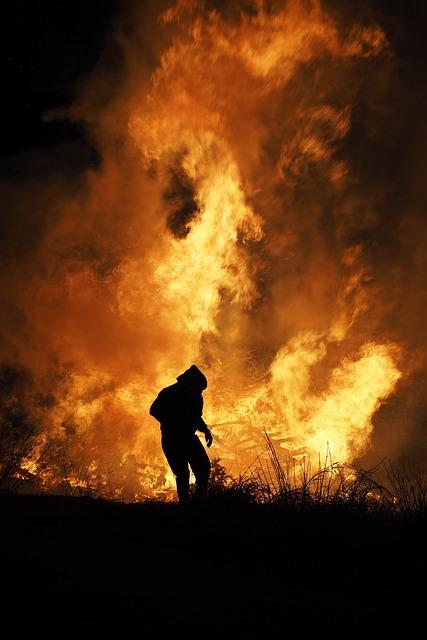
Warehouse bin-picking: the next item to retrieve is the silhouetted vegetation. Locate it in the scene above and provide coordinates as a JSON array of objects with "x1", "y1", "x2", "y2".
[
  {"x1": 203, "y1": 437, "x2": 427, "y2": 518},
  {"x1": 3, "y1": 429, "x2": 427, "y2": 517}
]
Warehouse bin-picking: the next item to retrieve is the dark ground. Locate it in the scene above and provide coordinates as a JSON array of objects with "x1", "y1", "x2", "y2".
[{"x1": 1, "y1": 493, "x2": 426, "y2": 636}]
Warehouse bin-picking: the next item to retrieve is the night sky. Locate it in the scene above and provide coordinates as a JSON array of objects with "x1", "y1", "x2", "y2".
[{"x1": 2, "y1": 0, "x2": 116, "y2": 155}]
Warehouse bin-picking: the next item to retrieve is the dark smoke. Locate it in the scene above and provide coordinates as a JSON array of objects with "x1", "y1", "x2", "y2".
[{"x1": 165, "y1": 168, "x2": 200, "y2": 238}]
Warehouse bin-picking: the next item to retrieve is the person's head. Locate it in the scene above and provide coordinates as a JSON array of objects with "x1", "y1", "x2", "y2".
[{"x1": 176, "y1": 364, "x2": 207, "y2": 392}]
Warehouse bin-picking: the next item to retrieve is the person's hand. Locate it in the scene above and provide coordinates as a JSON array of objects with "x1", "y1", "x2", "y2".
[{"x1": 205, "y1": 428, "x2": 213, "y2": 448}]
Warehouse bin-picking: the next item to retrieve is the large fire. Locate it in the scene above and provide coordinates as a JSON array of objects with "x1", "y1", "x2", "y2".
[{"x1": 3, "y1": 1, "x2": 405, "y2": 499}]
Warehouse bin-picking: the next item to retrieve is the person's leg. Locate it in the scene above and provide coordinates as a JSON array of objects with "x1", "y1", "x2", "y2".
[
  {"x1": 161, "y1": 435, "x2": 190, "y2": 503},
  {"x1": 188, "y1": 435, "x2": 210, "y2": 500}
]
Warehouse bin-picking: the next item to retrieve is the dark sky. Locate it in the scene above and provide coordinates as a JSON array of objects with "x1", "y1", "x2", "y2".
[{"x1": 2, "y1": 0, "x2": 117, "y2": 155}]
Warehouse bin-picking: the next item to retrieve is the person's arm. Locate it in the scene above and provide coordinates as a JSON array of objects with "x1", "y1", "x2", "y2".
[{"x1": 195, "y1": 396, "x2": 213, "y2": 447}]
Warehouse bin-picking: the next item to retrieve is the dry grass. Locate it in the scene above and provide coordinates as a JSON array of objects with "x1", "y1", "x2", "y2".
[
  {"x1": 207, "y1": 433, "x2": 427, "y2": 516},
  {"x1": 2, "y1": 427, "x2": 427, "y2": 515}
]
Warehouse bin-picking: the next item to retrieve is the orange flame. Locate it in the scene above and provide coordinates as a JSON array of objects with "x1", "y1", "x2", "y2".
[{"x1": 13, "y1": 1, "x2": 402, "y2": 499}]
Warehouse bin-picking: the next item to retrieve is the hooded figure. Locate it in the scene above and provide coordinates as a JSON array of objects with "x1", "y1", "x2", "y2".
[{"x1": 149, "y1": 365, "x2": 212, "y2": 503}]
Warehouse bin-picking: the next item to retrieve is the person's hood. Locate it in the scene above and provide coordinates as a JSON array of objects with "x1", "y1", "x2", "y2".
[{"x1": 176, "y1": 364, "x2": 207, "y2": 391}]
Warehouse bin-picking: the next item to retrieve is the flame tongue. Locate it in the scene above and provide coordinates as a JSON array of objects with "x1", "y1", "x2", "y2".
[{"x1": 152, "y1": 140, "x2": 264, "y2": 341}]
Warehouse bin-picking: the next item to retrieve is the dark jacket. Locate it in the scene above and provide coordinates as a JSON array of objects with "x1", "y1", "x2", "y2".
[{"x1": 149, "y1": 382, "x2": 208, "y2": 437}]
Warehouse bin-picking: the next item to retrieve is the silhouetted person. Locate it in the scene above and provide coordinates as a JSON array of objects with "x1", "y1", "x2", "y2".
[{"x1": 149, "y1": 364, "x2": 213, "y2": 503}]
